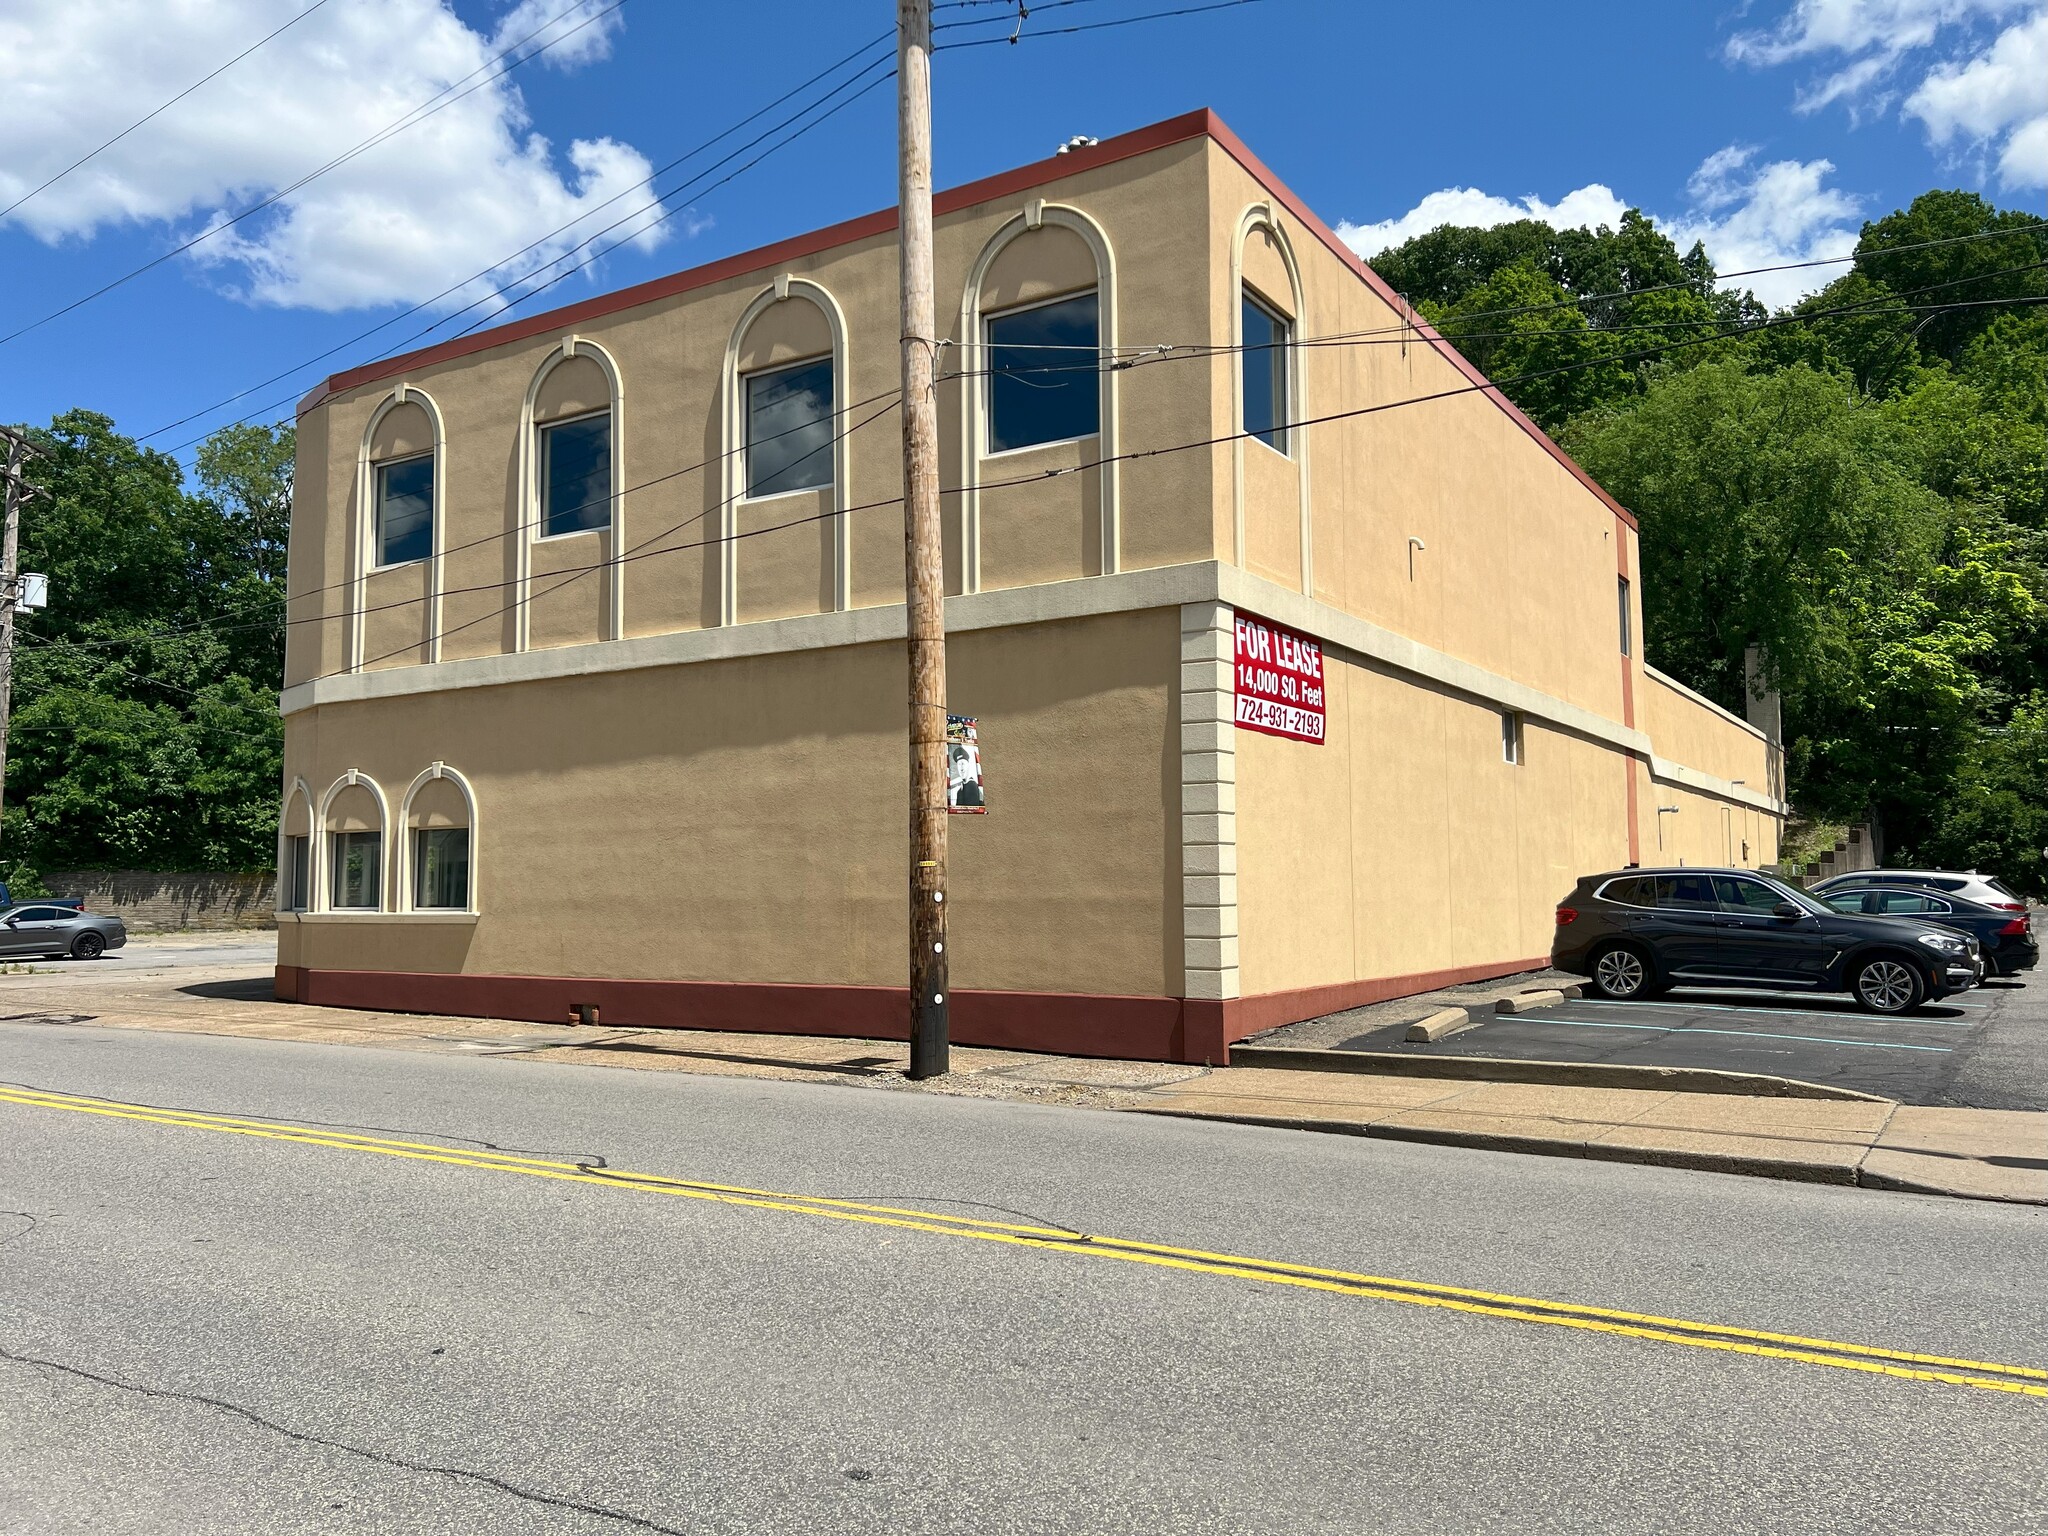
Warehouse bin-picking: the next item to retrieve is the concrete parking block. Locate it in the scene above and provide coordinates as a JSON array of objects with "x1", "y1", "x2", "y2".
[
  {"x1": 1496, "y1": 990, "x2": 1565, "y2": 1014},
  {"x1": 1403, "y1": 1007, "x2": 1474, "y2": 1042}
]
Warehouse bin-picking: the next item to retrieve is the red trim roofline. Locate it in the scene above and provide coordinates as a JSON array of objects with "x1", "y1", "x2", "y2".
[{"x1": 299, "y1": 107, "x2": 1635, "y2": 529}]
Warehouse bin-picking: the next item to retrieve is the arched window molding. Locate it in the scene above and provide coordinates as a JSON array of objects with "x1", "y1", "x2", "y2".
[
  {"x1": 395, "y1": 761, "x2": 478, "y2": 915},
  {"x1": 516, "y1": 335, "x2": 626, "y2": 651},
  {"x1": 1231, "y1": 203, "x2": 1310, "y2": 592},
  {"x1": 720, "y1": 276, "x2": 852, "y2": 624},
  {"x1": 353, "y1": 383, "x2": 448, "y2": 672},
  {"x1": 956, "y1": 202, "x2": 1120, "y2": 593},
  {"x1": 277, "y1": 777, "x2": 315, "y2": 915},
  {"x1": 315, "y1": 769, "x2": 390, "y2": 913}
]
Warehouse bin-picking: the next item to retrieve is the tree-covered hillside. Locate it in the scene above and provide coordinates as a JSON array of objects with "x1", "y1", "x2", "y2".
[
  {"x1": 1372, "y1": 192, "x2": 2048, "y2": 892},
  {"x1": 2, "y1": 414, "x2": 289, "y2": 881}
]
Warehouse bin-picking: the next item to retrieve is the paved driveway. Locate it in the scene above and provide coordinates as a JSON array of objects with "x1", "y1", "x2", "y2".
[{"x1": 1338, "y1": 978, "x2": 2046, "y2": 1108}]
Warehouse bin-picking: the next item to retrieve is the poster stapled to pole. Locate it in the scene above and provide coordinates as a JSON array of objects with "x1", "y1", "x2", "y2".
[{"x1": 946, "y1": 714, "x2": 985, "y2": 813}]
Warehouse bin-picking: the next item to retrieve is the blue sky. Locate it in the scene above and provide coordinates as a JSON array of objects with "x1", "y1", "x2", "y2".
[{"x1": 2, "y1": 0, "x2": 2043, "y2": 464}]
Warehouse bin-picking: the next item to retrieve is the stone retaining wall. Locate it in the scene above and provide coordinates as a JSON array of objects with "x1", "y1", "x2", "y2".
[{"x1": 40, "y1": 870, "x2": 276, "y2": 932}]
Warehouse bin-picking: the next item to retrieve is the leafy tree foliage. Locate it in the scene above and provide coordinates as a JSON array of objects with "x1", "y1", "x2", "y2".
[
  {"x1": 1374, "y1": 191, "x2": 2048, "y2": 890},
  {"x1": 2, "y1": 411, "x2": 288, "y2": 873}
]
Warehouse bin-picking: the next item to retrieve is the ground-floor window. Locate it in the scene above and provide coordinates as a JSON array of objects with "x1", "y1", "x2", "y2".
[
  {"x1": 330, "y1": 830, "x2": 381, "y2": 910},
  {"x1": 413, "y1": 827, "x2": 470, "y2": 910},
  {"x1": 285, "y1": 835, "x2": 310, "y2": 911}
]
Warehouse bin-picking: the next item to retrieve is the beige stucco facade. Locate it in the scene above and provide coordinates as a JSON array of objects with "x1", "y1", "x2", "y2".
[{"x1": 277, "y1": 112, "x2": 1785, "y2": 1061}]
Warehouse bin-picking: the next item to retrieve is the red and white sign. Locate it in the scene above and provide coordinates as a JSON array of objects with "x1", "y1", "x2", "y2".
[{"x1": 1234, "y1": 612, "x2": 1326, "y2": 743}]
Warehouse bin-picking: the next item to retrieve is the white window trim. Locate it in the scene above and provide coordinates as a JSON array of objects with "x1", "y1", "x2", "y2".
[
  {"x1": 722, "y1": 278, "x2": 852, "y2": 626},
  {"x1": 979, "y1": 288, "x2": 1104, "y2": 460},
  {"x1": 1230, "y1": 204, "x2": 1309, "y2": 593},
  {"x1": 352, "y1": 384, "x2": 447, "y2": 672},
  {"x1": 395, "y1": 762, "x2": 479, "y2": 916},
  {"x1": 315, "y1": 769, "x2": 390, "y2": 914},
  {"x1": 957, "y1": 202, "x2": 1120, "y2": 593},
  {"x1": 533, "y1": 408, "x2": 617, "y2": 543},
  {"x1": 1239, "y1": 287, "x2": 1294, "y2": 461},
  {"x1": 517, "y1": 336, "x2": 625, "y2": 650},
  {"x1": 276, "y1": 777, "x2": 316, "y2": 916},
  {"x1": 739, "y1": 352, "x2": 838, "y2": 505},
  {"x1": 369, "y1": 449, "x2": 437, "y2": 574}
]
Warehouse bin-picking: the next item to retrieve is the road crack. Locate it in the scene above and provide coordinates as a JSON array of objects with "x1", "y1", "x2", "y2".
[{"x1": 0, "y1": 1345, "x2": 690, "y2": 1533}]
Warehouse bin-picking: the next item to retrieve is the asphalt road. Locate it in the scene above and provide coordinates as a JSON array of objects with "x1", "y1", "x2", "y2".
[
  {"x1": 1344, "y1": 977, "x2": 2048, "y2": 1108},
  {"x1": 24, "y1": 934, "x2": 279, "y2": 978},
  {"x1": 3, "y1": 1021, "x2": 2045, "y2": 1535}
]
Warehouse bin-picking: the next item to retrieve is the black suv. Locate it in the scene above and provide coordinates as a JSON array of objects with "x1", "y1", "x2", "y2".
[{"x1": 1551, "y1": 867, "x2": 1980, "y2": 1013}]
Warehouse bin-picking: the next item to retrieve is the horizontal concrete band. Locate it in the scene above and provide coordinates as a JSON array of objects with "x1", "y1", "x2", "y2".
[
  {"x1": 273, "y1": 957, "x2": 1548, "y2": 1066},
  {"x1": 282, "y1": 560, "x2": 1784, "y2": 816}
]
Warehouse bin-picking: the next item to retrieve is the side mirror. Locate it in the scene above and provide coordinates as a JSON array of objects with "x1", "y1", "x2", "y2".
[{"x1": 1772, "y1": 902, "x2": 1803, "y2": 920}]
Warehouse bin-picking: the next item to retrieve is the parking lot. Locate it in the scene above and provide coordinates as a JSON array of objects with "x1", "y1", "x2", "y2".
[{"x1": 1336, "y1": 976, "x2": 2048, "y2": 1108}]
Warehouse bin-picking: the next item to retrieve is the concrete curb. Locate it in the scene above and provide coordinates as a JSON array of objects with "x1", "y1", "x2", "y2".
[
  {"x1": 1124, "y1": 1107, "x2": 2046, "y2": 1204},
  {"x1": 1496, "y1": 989, "x2": 1565, "y2": 1014},
  {"x1": 1223, "y1": 1045, "x2": 1886, "y2": 1102}
]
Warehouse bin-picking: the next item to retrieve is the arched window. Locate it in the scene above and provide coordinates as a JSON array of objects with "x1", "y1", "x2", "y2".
[
  {"x1": 352, "y1": 385, "x2": 447, "y2": 670},
  {"x1": 958, "y1": 204, "x2": 1120, "y2": 591},
  {"x1": 1231, "y1": 204, "x2": 1309, "y2": 588},
  {"x1": 319, "y1": 772, "x2": 387, "y2": 912},
  {"x1": 278, "y1": 779, "x2": 314, "y2": 913},
  {"x1": 517, "y1": 337, "x2": 625, "y2": 650},
  {"x1": 722, "y1": 278, "x2": 852, "y2": 621},
  {"x1": 399, "y1": 764, "x2": 476, "y2": 913}
]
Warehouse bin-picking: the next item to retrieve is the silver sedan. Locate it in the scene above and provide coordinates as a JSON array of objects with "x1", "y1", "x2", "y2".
[{"x1": 0, "y1": 904, "x2": 126, "y2": 960}]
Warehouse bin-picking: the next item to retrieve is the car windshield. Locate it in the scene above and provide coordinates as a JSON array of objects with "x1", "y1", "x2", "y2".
[{"x1": 1754, "y1": 875, "x2": 1831, "y2": 916}]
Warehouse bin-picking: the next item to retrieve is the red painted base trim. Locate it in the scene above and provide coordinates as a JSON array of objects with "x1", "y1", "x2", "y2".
[{"x1": 272, "y1": 957, "x2": 1552, "y2": 1065}]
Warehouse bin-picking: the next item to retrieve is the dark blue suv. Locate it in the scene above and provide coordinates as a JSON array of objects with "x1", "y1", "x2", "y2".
[{"x1": 1551, "y1": 866, "x2": 1980, "y2": 1014}]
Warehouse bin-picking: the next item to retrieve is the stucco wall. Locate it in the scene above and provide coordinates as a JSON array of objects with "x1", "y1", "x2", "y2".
[
  {"x1": 1233, "y1": 648, "x2": 1629, "y2": 998},
  {"x1": 280, "y1": 608, "x2": 1180, "y2": 997}
]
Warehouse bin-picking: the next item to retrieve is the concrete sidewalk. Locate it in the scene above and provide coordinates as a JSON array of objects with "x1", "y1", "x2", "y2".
[
  {"x1": 1133, "y1": 1067, "x2": 2048, "y2": 1204},
  {"x1": 3, "y1": 958, "x2": 2042, "y2": 1204}
]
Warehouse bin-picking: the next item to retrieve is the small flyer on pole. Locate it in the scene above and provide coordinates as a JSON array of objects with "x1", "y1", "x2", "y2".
[{"x1": 946, "y1": 715, "x2": 985, "y2": 813}]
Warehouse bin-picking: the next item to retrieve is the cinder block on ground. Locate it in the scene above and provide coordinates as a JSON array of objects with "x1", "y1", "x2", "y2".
[
  {"x1": 1404, "y1": 1007, "x2": 1476, "y2": 1042},
  {"x1": 1496, "y1": 989, "x2": 1565, "y2": 1015}
]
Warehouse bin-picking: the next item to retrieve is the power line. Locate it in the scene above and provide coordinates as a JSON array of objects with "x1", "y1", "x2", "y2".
[
  {"x1": 19, "y1": 270, "x2": 2045, "y2": 670},
  {"x1": 0, "y1": 0, "x2": 337, "y2": 222},
  {"x1": 0, "y1": 0, "x2": 629, "y2": 352},
  {"x1": 935, "y1": 0, "x2": 1265, "y2": 47},
  {"x1": 138, "y1": 31, "x2": 899, "y2": 451}
]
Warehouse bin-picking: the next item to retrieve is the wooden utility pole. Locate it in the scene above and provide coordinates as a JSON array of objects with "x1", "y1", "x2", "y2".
[
  {"x1": 0, "y1": 425, "x2": 42, "y2": 838},
  {"x1": 898, "y1": 0, "x2": 949, "y2": 1079}
]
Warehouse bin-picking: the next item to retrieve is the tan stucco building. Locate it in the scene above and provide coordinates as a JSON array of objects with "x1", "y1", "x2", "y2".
[{"x1": 277, "y1": 110, "x2": 1785, "y2": 1063}]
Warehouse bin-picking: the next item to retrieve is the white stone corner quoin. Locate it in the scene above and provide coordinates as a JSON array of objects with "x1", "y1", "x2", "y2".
[{"x1": 1180, "y1": 600, "x2": 1240, "y2": 1001}]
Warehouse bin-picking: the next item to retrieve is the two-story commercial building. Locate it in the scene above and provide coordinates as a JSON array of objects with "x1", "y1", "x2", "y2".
[{"x1": 276, "y1": 109, "x2": 1785, "y2": 1063}]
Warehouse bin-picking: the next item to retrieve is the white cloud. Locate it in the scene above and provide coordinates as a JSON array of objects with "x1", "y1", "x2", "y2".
[
  {"x1": 1728, "y1": 0, "x2": 2048, "y2": 188},
  {"x1": 1335, "y1": 185, "x2": 1629, "y2": 259},
  {"x1": 1337, "y1": 147, "x2": 1864, "y2": 310},
  {"x1": 0, "y1": 0, "x2": 673, "y2": 312}
]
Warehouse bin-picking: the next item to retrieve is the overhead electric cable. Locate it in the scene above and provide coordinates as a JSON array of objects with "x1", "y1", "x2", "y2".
[
  {"x1": 0, "y1": 0, "x2": 629, "y2": 351},
  {"x1": 0, "y1": 0, "x2": 337, "y2": 222},
  {"x1": 138, "y1": 30, "x2": 898, "y2": 448}
]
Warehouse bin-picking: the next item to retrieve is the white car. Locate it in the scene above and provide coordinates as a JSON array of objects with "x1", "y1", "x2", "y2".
[{"x1": 1809, "y1": 869, "x2": 2026, "y2": 913}]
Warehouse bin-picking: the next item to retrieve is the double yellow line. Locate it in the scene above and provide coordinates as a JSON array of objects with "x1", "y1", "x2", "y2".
[{"x1": 5, "y1": 1082, "x2": 2044, "y2": 1400}]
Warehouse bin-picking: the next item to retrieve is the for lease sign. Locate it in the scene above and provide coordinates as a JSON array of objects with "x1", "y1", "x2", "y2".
[{"x1": 1234, "y1": 612, "x2": 1326, "y2": 743}]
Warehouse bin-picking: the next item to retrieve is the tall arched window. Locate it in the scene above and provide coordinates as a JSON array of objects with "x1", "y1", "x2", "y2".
[
  {"x1": 1231, "y1": 204, "x2": 1310, "y2": 589},
  {"x1": 319, "y1": 772, "x2": 388, "y2": 912},
  {"x1": 399, "y1": 764, "x2": 477, "y2": 913},
  {"x1": 517, "y1": 337, "x2": 626, "y2": 649},
  {"x1": 722, "y1": 278, "x2": 852, "y2": 621},
  {"x1": 958, "y1": 204, "x2": 1120, "y2": 591},
  {"x1": 353, "y1": 385, "x2": 447, "y2": 670}
]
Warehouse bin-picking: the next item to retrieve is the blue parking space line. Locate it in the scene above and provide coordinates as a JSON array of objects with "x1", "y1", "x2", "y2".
[
  {"x1": 1582, "y1": 997, "x2": 1981, "y2": 1022},
  {"x1": 1533, "y1": 1019, "x2": 1953, "y2": 1053}
]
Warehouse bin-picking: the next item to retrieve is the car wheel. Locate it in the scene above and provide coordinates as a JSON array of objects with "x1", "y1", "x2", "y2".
[
  {"x1": 1587, "y1": 943, "x2": 1655, "y2": 1001},
  {"x1": 1852, "y1": 955, "x2": 1922, "y2": 1014},
  {"x1": 70, "y1": 931, "x2": 105, "y2": 961}
]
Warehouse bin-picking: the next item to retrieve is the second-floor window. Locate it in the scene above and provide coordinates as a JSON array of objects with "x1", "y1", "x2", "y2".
[
  {"x1": 745, "y1": 357, "x2": 835, "y2": 498},
  {"x1": 375, "y1": 453, "x2": 434, "y2": 567},
  {"x1": 1241, "y1": 293, "x2": 1290, "y2": 453},
  {"x1": 1618, "y1": 575, "x2": 1633, "y2": 656},
  {"x1": 541, "y1": 411, "x2": 612, "y2": 538},
  {"x1": 986, "y1": 291, "x2": 1099, "y2": 454}
]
